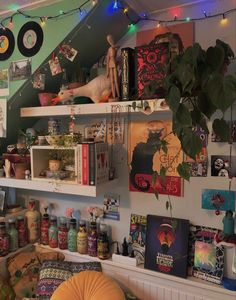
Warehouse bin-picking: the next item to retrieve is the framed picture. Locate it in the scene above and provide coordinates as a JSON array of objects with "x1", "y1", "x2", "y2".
[{"x1": 0, "y1": 190, "x2": 6, "y2": 212}]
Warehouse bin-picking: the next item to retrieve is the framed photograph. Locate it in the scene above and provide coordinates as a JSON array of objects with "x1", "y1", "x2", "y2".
[
  {"x1": 9, "y1": 59, "x2": 32, "y2": 81},
  {"x1": 0, "y1": 69, "x2": 9, "y2": 96},
  {"x1": 0, "y1": 99, "x2": 7, "y2": 138},
  {"x1": 0, "y1": 190, "x2": 6, "y2": 212}
]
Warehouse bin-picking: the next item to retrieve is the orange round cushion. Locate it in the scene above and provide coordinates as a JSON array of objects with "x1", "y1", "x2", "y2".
[{"x1": 51, "y1": 270, "x2": 125, "y2": 300}]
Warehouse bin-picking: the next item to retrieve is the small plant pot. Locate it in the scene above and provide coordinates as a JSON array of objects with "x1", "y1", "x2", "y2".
[{"x1": 49, "y1": 160, "x2": 61, "y2": 172}]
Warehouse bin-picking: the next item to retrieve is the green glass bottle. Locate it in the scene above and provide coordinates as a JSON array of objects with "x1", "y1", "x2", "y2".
[
  {"x1": 68, "y1": 218, "x2": 77, "y2": 252},
  {"x1": 8, "y1": 218, "x2": 18, "y2": 252}
]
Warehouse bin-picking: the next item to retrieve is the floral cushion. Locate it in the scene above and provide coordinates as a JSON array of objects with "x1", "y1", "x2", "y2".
[
  {"x1": 36, "y1": 260, "x2": 102, "y2": 298},
  {"x1": 7, "y1": 249, "x2": 64, "y2": 299}
]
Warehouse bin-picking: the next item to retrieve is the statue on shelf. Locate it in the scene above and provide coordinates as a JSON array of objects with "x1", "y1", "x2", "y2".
[
  {"x1": 106, "y1": 34, "x2": 120, "y2": 101},
  {"x1": 3, "y1": 159, "x2": 11, "y2": 178},
  {"x1": 51, "y1": 74, "x2": 111, "y2": 105}
]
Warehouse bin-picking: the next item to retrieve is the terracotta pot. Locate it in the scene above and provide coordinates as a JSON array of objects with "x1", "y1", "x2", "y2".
[
  {"x1": 49, "y1": 160, "x2": 61, "y2": 172},
  {"x1": 13, "y1": 162, "x2": 29, "y2": 179}
]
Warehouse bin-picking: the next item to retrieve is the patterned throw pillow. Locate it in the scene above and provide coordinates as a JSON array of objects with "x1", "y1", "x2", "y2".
[{"x1": 36, "y1": 260, "x2": 102, "y2": 298}]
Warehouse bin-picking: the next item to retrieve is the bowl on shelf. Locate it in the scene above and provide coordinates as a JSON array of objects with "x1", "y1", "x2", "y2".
[
  {"x1": 45, "y1": 135, "x2": 63, "y2": 146},
  {"x1": 38, "y1": 93, "x2": 58, "y2": 106}
]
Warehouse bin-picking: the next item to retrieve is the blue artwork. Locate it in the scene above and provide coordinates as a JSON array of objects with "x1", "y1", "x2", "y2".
[{"x1": 202, "y1": 189, "x2": 235, "y2": 211}]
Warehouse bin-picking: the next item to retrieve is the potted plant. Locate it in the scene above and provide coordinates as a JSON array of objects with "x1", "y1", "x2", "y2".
[{"x1": 48, "y1": 150, "x2": 62, "y2": 172}]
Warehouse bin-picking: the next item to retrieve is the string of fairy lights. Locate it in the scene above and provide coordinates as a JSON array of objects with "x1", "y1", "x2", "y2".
[{"x1": 0, "y1": 0, "x2": 235, "y2": 30}]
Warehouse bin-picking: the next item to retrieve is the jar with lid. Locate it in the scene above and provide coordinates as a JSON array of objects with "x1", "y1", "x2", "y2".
[
  {"x1": 41, "y1": 213, "x2": 49, "y2": 245},
  {"x1": 25, "y1": 199, "x2": 40, "y2": 243},
  {"x1": 0, "y1": 222, "x2": 9, "y2": 256},
  {"x1": 17, "y1": 215, "x2": 28, "y2": 247},
  {"x1": 88, "y1": 221, "x2": 97, "y2": 257},
  {"x1": 8, "y1": 218, "x2": 18, "y2": 252},
  {"x1": 77, "y1": 220, "x2": 88, "y2": 254},
  {"x1": 49, "y1": 216, "x2": 58, "y2": 248},
  {"x1": 58, "y1": 217, "x2": 68, "y2": 250},
  {"x1": 68, "y1": 218, "x2": 77, "y2": 252},
  {"x1": 97, "y1": 224, "x2": 109, "y2": 260}
]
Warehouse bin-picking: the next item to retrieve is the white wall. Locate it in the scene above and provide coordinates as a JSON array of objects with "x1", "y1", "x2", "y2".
[{"x1": 17, "y1": 0, "x2": 236, "y2": 277}]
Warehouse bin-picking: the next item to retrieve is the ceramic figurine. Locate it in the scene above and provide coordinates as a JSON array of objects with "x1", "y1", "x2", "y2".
[
  {"x1": 3, "y1": 159, "x2": 11, "y2": 178},
  {"x1": 223, "y1": 210, "x2": 235, "y2": 236}
]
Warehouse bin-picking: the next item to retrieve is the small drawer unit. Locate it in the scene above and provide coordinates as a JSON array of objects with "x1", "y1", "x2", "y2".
[{"x1": 30, "y1": 146, "x2": 78, "y2": 184}]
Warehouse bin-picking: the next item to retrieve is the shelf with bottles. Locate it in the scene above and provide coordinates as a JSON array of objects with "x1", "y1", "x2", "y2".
[{"x1": 20, "y1": 99, "x2": 170, "y2": 118}]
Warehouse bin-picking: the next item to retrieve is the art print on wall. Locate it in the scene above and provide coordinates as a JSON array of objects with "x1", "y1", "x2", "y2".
[
  {"x1": 212, "y1": 121, "x2": 236, "y2": 142},
  {"x1": 211, "y1": 155, "x2": 236, "y2": 177},
  {"x1": 0, "y1": 69, "x2": 9, "y2": 96},
  {"x1": 33, "y1": 73, "x2": 45, "y2": 90},
  {"x1": 202, "y1": 189, "x2": 235, "y2": 212},
  {"x1": 103, "y1": 194, "x2": 120, "y2": 220},
  {"x1": 0, "y1": 99, "x2": 7, "y2": 138},
  {"x1": 48, "y1": 57, "x2": 62, "y2": 76},
  {"x1": 128, "y1": 120, "x2": 183, "y2": 196},
  {"x1": 9, "y1": 58, "x2": 31, "y2": 81}
]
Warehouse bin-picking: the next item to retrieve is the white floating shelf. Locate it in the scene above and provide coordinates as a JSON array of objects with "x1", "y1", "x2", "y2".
[
  {"x1": 0, "y1": 178, "x2": 118, "y2": 197},
  {"x1": 20, "y1": 99, "x2": 170, "y2": 117}
]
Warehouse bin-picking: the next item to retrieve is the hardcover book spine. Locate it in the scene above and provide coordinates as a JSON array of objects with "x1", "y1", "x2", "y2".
[
  {"x1": 77, "y1": 144, "x2": 82, "y2": 185},
  {"x1": 95, "y1": 142, "x2": 109, "y2": 185},
  {"x1": 82, "y1": 144, "x2": 89, "y2": 185},
  {"x1": 121, "y1": 47, "x2": 135, "y2": 101},
  {"x1": 89, "y1": 143, "x2": 95, "y2": 186}
]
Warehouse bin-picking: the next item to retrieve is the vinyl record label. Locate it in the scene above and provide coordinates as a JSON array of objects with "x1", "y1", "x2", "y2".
[
  {"x1": 18, "y1": 21, "x2": 43, "y2": 57},
  {"x1": 0, "y1": 28, "x2": 15, "y2": 60}
]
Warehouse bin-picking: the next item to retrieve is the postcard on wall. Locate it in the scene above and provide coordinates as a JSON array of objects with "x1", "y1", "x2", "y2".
[
  {"x1": 128, "y1": 120, "x2": 183, "y2": 196},
  {"x1": 145, "y1": 215, "x2": 190, "y2": 278},
  {"x1": 212, "y1": 121, "x2": 236, "y2": 143},
  {"x1": 211, "y1": 155, "x2": 236, "y2": 177},
  {"x1": 103, "y1": 194, "x2": 120, "y2": 220},
  {"x1": 9, "y1": 59, "x2": 32, "y2": 81},
  {"x1": 188, "y1": 224, "x2": 224, "y2": 284},
  {"x1": 33, "y1": 73, "x2": 45, "y2": 90},
  {"x1": 48, "y1": 57, "x2": 62, "y2": 76},
  {"x1": 0, "y1": 99, "x2": 7, "y2": 138},
  {"x1": 201, "y1": 189, "x2": 235, "y2": 211},
  {"x1": 0, "y1": 69, "x2": 9, "y2": 96}
]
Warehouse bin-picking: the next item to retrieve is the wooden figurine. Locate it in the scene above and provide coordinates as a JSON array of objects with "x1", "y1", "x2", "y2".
[{"x1": 3, "y1": 159, "x2": 11, "y2": 178}]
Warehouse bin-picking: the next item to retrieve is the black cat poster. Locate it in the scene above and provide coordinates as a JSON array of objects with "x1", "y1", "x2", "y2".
[
  {"x1": 145, "y1": 215, "x2": 190, "y2": 278},
  {"x1": 128, "y1": 120, "x2": 183, "y2": 196}
]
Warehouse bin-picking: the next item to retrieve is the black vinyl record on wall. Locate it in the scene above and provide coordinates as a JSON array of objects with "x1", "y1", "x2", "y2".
[
  {"x1": 0, "y1": 28, "x2": 15, "y2": 61},
  {"x1": 17, "y1": 21, "x2": 44, "y2": 57}
]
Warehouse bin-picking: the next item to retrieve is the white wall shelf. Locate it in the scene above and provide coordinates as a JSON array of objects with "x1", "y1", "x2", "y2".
[
  {"x1": 20, "y1": 99, "x2": 170, "y2": 117},
  {"x1": 0, "y1": 178, "x2": 118, "y2": 197}
]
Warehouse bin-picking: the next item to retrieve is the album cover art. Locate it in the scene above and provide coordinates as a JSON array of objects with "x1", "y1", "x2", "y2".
[
  {"x1": 201, "y1": 189, "x2": 235, "y2": 211},
  {"x1": 211, "y1": 155, "x2": 236, "y2": 177},
  {"x1": 211, "y1": 121, "x2": 236, "y2": 143},
  {"x1": 9, "y1": 59, "x2": 31, "y2": 81},
  {"x1": 33, "y1": 73, "x2": 45, "y2": 90},
  {"x1": 145, "y1": 215, "x2": 189, "y2": 278},
  {"x1": 128, "y1": 120, "x2": 183, "y2": 196},
  {"x1": 188, "y1": 225, "x2": 224, "y2": 284},
  {"x1": 49, "y1": 57, "x2": 62, "y2": 76},
  {"x1": 129, "y1": 213, "x2": 147, "y2": 247}
]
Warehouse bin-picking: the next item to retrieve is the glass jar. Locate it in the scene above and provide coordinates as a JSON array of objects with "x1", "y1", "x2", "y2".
[
  {"x1": 68, "y1": 218, "x2": 77, "y2": 252},
  {"x1": 49, "y1": 216, "x2": 58, "y2": 248},
  {"x1": 58, "y1": 217, "x2": 68, "y2": 250},
  {"x1": 97, "y1": 224, "x2": 109, "y2": 260},
  {"x1": 41, "y1": 213, "x2": 49, "y2": 245},
  {"x1": 17, "y1": 215, "x2": 28, "y2": 247},
  {"x1": 77, "y1": 220, "x2": 88, "y2": 254},
  {"x1": 88, "y1": 221, "x2": 97, "y2": 257},
  {"x1": 0, "y1": 222, "x2": 9, "y2": 256},
  {"x1": 25, "y1": 199, "x2": 40, "y2": 243},
  {"x1": 8, "y1": 218, "x2": 18, "y2": 252}
]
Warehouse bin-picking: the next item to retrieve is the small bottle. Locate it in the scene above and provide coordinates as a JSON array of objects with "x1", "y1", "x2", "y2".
[
  {"x1": 8, "y1": 218, "x2": 19, "y2": 252},
  {"x1": 77, "y1": 220, "x2": 88, "y2": 254},
  {"x1": 48, "y1": 216, "x2": 58, "y2": 248},
  {"x1": 97, "y1": 224, "x2": 109, "y2": 260},
  {"x1": 41, "y1": 213, "x2": 49, "y2": 245},
  {"x1": 0, "y1": 222, "x2": 9, "y2": 256},
  {"x1": 25, "y1": 199, "x2": 40, "y2": 243},
  {"x1": 88, "y1": 221, "x2": 97, "y2": 257},
  {"x1": 68, "y1": 218, "x2": 77, "y2": 252},
  {"x1": 58, "y1": 217, "x2": 68, "y2": 250},
  {"x1": 17, "y1": 215, "x2": 28, "y2": 247}
]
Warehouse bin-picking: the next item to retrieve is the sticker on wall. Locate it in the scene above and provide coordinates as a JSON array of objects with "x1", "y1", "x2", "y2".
[
  {"x1": 48, "y1": 56, "x2": 62, "y2": 76},
  {"x1": 211, "y1": 155, "x2": 236, "y2": 177},
  {"x1": 103, "y1": 194, "x2": 120, "y2": 220},
  {"x1": 202, "y1": 189, "x2": 235, "y2": 213},
  {"x1": 0, "y1": 69, "x2": 9, "y2": 96},
  {"x1": 9, "y1": 58, "x2": 32, "y2": 81},
  {"x1": 17, "y1": 21, "x2": 44, "y2": 57},
  {"x1": 0, "y1": 99, "x2": 7, "y2": 138},
  {"x1": 33, "y1": 72, "x2": 45, "y2": 90},
  {"x1": 0, "y1": 28, "x2": 15, "y2": 61}
]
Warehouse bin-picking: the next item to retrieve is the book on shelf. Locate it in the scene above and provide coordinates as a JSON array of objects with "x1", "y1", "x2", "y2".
[
  {"x1": 188, "y1": 224, "x2": 224, "y2": 284},
  {"x1": 145, "y1": 215, "x2": 190, "y2": 278},
  {"x1": 78, "y1": 142, "x2": 109, "y2": 186}
]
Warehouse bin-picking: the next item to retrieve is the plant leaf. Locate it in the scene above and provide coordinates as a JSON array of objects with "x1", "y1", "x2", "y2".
[
  {"x1": 177, "y1": 162, "x2": 190, "y2": 181},
  {"x1": 212, "y1": 118, "x2": 230, "y2": 142},
  {"x1": 206, "y1": 46, "x2": 224, "y2": 71},
  {"x1": 165, "y1": 85, "x2": 181, "y2": 113},
  {"x1": 197, "y1": 92, "x2": 216, "y2": 119},
  {"x1": 176, "y1": 63, "x2": 194, "y2": 92},
  {"x1": 160, "y1": 166, "x2": 167, "y2": 183},
  {"x1": 176, "y1": 103, "x2": 192, "y2": 126},
  {"x1": 181, "y1": 128, "x2": 203, "y2": 159},
  {"x1": 206, "y1": 74, "x2": 236, "y2": 112},
  {"x1": 152, "y1": 171, "x2": 158, "y2": 185}
]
